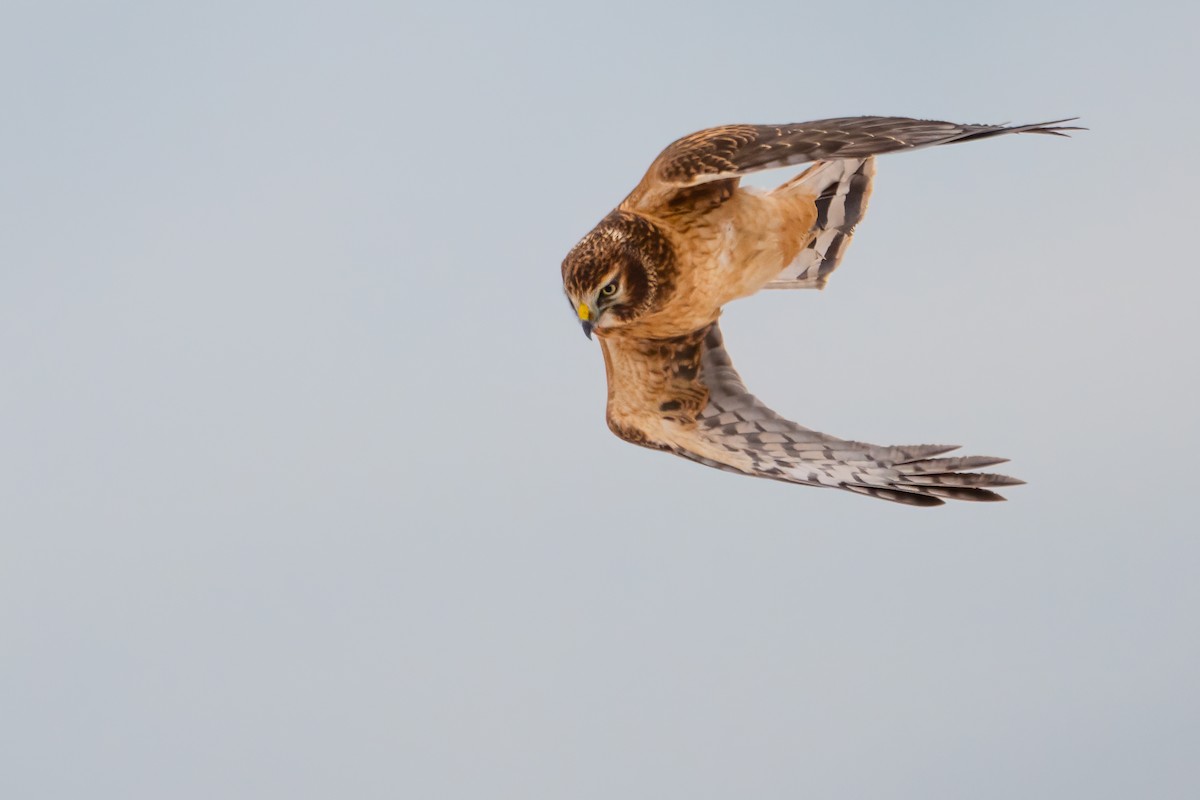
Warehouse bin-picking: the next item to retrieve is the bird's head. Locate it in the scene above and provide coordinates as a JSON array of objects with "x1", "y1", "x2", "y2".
[{"x1": 561, "y1": 211, "x2": 675, "y2": 339}]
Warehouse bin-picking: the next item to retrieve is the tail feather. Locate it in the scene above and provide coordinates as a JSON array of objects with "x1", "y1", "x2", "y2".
[{"x1": 766, "y1": 157, "x2": 875, "y2": 290}]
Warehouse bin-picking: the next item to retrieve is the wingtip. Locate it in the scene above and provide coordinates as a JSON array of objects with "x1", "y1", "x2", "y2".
[
  {"x1": 1023, "y1": 117, "x2": 1087, "y2": 136},
  {"x1": 894, "y1": 444, "x2": 961, "y2": 464},
  {"x1": 929, "y1": 486, "x2": 1008, "y2": 502}
]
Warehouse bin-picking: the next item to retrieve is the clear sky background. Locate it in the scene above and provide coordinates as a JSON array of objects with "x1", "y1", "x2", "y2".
[{"x1": 2, "y1": 1, "x2": 1197, "y2": 798}]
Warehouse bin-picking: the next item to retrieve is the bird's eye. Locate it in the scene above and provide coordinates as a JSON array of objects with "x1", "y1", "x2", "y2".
[{"x1": 601, "y1": 282, "x2": 618, "y2": 297}]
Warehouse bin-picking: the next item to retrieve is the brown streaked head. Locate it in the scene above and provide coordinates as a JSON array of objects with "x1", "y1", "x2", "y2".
[{"x1": 561, "y1": 210, "x2": 675, "y2": 339}]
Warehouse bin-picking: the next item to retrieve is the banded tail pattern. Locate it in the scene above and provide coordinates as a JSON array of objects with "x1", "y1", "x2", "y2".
[{"x1": 767, "y1": 157, "x2": 875, "y2": 290}]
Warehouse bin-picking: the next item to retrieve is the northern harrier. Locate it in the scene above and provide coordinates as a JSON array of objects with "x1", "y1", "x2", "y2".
[{"x1": 561, "y1": 116, "x2": 1078, "y2": 506}]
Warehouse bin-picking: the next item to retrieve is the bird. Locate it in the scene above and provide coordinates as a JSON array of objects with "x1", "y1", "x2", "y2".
[{"x1": 560, "y1": 115, "x2": 1081, "y2": 506}]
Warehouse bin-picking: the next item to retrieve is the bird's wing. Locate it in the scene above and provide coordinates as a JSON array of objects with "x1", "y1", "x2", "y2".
[
  {"x1": 625, "y1": 116, "x2": 1080, "y2": 214},
  {"x1": 600, "y1": 322, "x2": 1022, "y2": 506}
]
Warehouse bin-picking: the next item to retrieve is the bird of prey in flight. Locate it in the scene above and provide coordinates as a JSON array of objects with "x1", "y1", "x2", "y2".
[{"x1": 561, "y1": 115, "x2": 1078, "y2": 506}]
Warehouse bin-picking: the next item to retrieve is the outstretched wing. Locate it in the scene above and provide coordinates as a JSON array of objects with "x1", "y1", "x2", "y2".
[
  {"x1": 600, "y1": 323, "x2": 1023, "y2": 506},
  {"x1": 625, "y1": 116, "x2": 1080, "y2": 213}
]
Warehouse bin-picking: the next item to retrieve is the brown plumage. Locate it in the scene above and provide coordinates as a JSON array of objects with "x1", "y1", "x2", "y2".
[{"x1": 561, "y1": 115, "x2": 1080, "y2": 505}]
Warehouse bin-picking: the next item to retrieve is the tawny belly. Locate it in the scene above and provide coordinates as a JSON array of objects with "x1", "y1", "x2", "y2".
[
  {"x1": 683, "y1": 191, "x2": 817, "y2": 303},
  {"x1": 625, "y1": 190, "x2": 817, "y2": 339}
]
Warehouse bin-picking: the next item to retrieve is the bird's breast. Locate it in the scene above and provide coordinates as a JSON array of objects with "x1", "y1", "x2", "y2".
[
  {"x1": 626, "y1": 191, "x2": 816, "y2": 338},
  {"x1": 678, "y1": 190, "x2": 815, "y2": 302}
]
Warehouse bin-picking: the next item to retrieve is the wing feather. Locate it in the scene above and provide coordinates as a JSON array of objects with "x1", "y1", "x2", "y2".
[
  {"x1": 600, "y1": 323, "x2": 1023, "y2": 506},
  {"x1": 627, "y1": 116, "x2": 1081, "y2": 213}
]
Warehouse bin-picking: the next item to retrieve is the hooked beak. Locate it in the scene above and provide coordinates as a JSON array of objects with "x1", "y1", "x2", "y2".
[{"x1": 577, "y1": 302, "x2": 594, "y2": 340}]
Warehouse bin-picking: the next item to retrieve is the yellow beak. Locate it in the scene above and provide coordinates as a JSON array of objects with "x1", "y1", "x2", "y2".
[{"x1": 577, "y1": 302, "x2": 594, "y2": 339}]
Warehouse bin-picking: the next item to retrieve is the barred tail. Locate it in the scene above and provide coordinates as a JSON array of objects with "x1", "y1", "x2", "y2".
[{"x1": 766, "y1": 157, "x2": 875, "y2": 290}]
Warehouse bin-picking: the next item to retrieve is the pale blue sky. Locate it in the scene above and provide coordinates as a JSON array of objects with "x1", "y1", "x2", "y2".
[{"x1": 2, "y1": 1, "x2": 1197, "y2": 798}]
